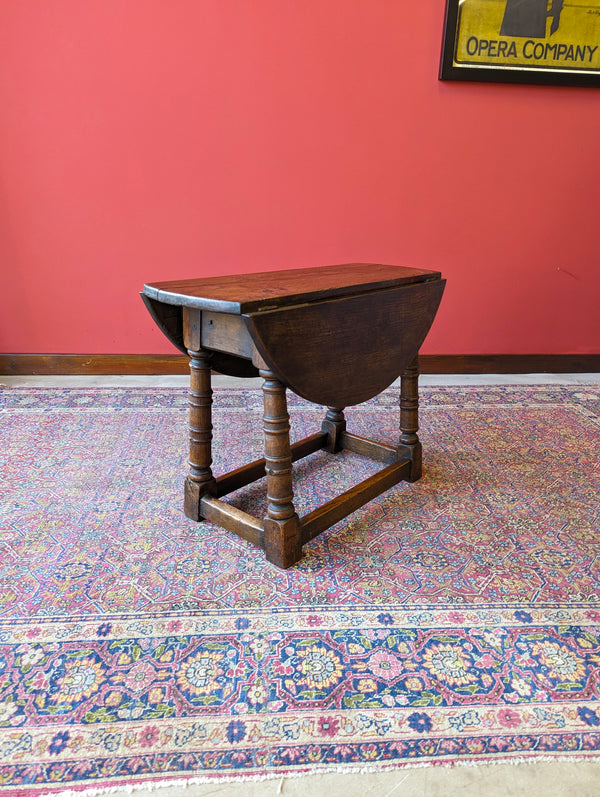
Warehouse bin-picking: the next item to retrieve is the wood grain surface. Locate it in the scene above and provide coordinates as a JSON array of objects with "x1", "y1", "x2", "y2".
[{"x1": 143, "y1": 263, "x2": 441, "y2": 314}]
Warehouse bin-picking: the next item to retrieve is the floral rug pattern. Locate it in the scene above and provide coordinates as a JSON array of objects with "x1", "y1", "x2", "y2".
[{"x1": 1, "y1": 384, "x2": 599, "y2": 794}]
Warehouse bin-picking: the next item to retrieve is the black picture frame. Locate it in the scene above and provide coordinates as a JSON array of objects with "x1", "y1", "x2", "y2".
[{"x1": 440, "y1": 0, "x2": 600, "y2": 87}]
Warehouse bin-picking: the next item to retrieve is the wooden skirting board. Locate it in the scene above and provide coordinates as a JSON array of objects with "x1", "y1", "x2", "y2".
[{"x1": 1, "y1": 353, "x2": 599, "y2": 375}]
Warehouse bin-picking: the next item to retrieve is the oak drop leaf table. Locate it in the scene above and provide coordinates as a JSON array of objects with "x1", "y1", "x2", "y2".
[{"x1": 142, "y1": 264, "x2": 445, "y2": 569}]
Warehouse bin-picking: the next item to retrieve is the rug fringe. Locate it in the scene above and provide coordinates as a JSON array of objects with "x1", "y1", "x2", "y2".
[{"x1": 45, "y1": 753, "x2": 600, "y2": 797}]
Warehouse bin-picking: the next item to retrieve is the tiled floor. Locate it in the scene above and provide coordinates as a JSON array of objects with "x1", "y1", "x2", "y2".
[{"x1": 3, "y1": 373, "x2": 600, "y2": 795}]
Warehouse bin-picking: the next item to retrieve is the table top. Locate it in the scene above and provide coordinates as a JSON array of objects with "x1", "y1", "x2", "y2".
[{"x1": 143, "y1": 263, "x2": 441, "y2": 314}]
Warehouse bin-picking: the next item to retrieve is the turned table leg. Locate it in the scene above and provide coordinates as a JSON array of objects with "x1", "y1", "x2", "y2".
[
  {"x1": 321, "y1": 407, "x2": 346, "y2": 453},
  {"x1": 397, "y1": 356, "x2": 422, "y2": 481},
  {"x1": 260, "y1": 369, "x2": 303, "y2": 568},
  {"x1": 184, "y1": 349, "x2": 217, "y2": 520}
]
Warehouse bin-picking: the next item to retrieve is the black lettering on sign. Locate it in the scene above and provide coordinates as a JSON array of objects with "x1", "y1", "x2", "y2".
[
  {"x1": 465, "y1": 36, "x2": 520, "y2": 59},
  {"x1": 461, "y1": 35, "x2": 600, "y2": 64},
  {"x1": 467, "y1": 36, "x2": 478, "y2": 56},
  {"x1": 523, "y1": 39, "x2": 599, "y2": 62}
]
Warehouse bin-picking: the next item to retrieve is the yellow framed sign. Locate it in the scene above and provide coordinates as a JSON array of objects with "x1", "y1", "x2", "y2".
[{"x1": 440, "y1": 0, "x2": 600, "y2": 85}]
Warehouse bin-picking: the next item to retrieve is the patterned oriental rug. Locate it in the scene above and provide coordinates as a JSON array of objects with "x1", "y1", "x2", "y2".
[{"x1": 1, "y1": 384, "x2": 600, "y2": 796}]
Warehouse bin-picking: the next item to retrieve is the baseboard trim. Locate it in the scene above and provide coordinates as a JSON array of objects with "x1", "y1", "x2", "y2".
[
  {"x1": 1, "y1": 353, "x2": 599, "y2": 376},
  {"x1": 420, "y1": 354, "x2": 600, "y2": 374},
  {"x1": 0, "y1": 354, "x2": 190, "y2": 376}
]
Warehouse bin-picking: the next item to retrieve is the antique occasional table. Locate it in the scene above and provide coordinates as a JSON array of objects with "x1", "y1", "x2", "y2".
[{"x1": 141, "y1": 263, "x2": 445, "y2": 569}]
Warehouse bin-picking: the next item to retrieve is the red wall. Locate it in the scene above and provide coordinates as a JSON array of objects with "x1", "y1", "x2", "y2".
[{"x1": 1, "y1": 1, "x2": 598, "y2": 355}]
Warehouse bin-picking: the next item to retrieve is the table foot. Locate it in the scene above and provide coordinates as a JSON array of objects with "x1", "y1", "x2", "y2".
[
  {"x1": 184, "y1": 349, "x2": 217, "y2": 521},
  {"x1": 263, "y1": 516, "x2": 303, "y2": 569},
  {"x1": 397, "y1": 356, "x2": 422, "y2": 482}
]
